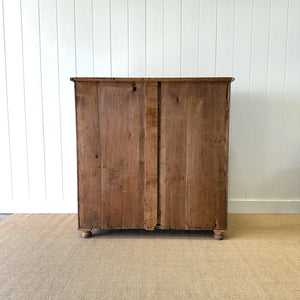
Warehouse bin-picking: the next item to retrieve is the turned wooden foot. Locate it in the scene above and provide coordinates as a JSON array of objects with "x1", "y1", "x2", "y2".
[
  {"x1": 213, "y1": 230, "x2": 224, "y2": 240},
  {"x1": 80, "y1": 230, "x2": 92, "y2": 238}
]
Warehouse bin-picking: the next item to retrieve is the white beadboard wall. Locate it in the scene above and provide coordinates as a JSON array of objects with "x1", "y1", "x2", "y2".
[{"x1": 0, "y1": 0, "x2": 300, "y2": 213}]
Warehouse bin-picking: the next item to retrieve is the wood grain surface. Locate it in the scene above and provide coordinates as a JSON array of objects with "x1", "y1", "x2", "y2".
[
  {"x1": 74, "y1": 78, "x2": 232, "y2": 232},
  {"x1": 159, "y1": 81, "x2": 230, "y2": 230},
  {"x1": 144, "y1": 82, "x2": 158, "y2": 230},
  {"x1": 98, "y1": 81, "x2": 145, "y2": 229},
  {"x1": 75, "y1": 81, "x2": 101, "y2": 229}
]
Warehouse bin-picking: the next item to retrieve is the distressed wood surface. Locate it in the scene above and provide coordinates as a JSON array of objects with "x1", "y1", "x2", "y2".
[
  {"x1": 98, "y1": 81, "x2": 145, "y2": 229},
  {"x1": 159, "y1": 81, "x2": 229, "y2": 230},
  {"x1": 144, "y1": 82, "x2": 158, "y2": 230},
  {"x1": 75, "y1": 81, "x2": 101, "y2": 229},
  {"x1": 74, "y1": 78, "x2": 232, "y2": 233},
  {"x1": 159, "y1": 83, "x2": 188, "y2": 229}
]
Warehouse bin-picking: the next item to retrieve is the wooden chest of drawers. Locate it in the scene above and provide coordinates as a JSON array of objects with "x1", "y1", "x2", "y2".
[{"x1": 71, "y1": 78, "x2": 234, "y2": 239}]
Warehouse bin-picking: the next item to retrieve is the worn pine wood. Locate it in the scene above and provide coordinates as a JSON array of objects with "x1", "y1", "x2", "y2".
[
  {"x1": 160, "y1": 83, "x2": 188, "y2": 229},
  {"x1": 159, "y1": 81, "x2": 229, "y2": 230},
  {"x1": 75, "y1": 81, "x2": 101, "y2": 230},
  {"x1": 144, "y1": 82, "x2": 158, "y2": 230},
  {"x1": 73, "y1": 77, "x2": 233, "y2": 237},
  {"x1": 98, "y1": 81, "x2": 145, "y2": 229}
]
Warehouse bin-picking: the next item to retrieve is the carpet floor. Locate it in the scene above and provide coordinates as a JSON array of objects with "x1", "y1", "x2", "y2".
[{"x1": 0, "y1": 214, "x2": 299, "y2": 299}]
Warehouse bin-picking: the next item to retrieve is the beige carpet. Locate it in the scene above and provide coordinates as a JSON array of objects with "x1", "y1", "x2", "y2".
[{"x1": 0, "y1": 214, "x2": 299, "y2": 299}]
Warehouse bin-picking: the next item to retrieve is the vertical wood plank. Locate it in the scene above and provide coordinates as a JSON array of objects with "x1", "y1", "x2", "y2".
[
  {"x1": 229, "y1": 0, "x2": 252, "y2": 200},
  {"x1": 282, "y1": 0, "x2": 300, "y2": 200},
  {"x1": 265, "y1": 0, "x2": 289, "y2": 199},
  {"x1": 75, "y1": 82, "x2": 101, "y2": 229},
  {"x1": 39, "y1": 0, "x2": 63, "y2": 202},
  {"x1": 0, "y1": 0, "x2": 12, "y2": 205},
  {"x1": 160, "y1": 81, "x2": 229, "y2": 230},
  {"x1": 3, "y1": 0, "x2": 29, "y2": 203},
  {"x1": 111, "y1": 0, "x2": 128, "y2": 77},
  {"x1": 144, "y1": 81, "x2": 158, "y2": 230},
  {"x1": 57, "y1": 0, "x2": 77, "y2": 211},
  {"x1": 75, "y1": 0, "x2": 93, "y2": 76},
  {"x1": 128, "y1": 0, "x2": 145, "y2": 77},
  {"x1": 146, "y1": 0, "x2": 163, "y2": 76},
  {"x1": 181, "y1": 0, "x2": 199, "y2": 76},
  {"x1": 21, "y1": 0, "x2": 46, "y2": 203},
  {"x1": 198, "y1": 0, "x2": 217, "y2": 76},
  {"x1": 98, "y1": 82, "x2": 145, "y2": 229},
  {"x1": 160, "y1": 82, "x2": 188, "y2": 229},
  {"x1": 215, "y1": 0, "x2": 235, "y2": 76},
  {"x1": 247, "y1": 0, "x2": 271, "y2": 199},
  {"x1": 187, "y1": 82, "x2": 228, "y2": 229},
  {"x1": 164, "y1": 0, "x2": 181, "y2": 76},
  {"x1": 93, "y1": 0, "x2": 111, "y2": 76}
]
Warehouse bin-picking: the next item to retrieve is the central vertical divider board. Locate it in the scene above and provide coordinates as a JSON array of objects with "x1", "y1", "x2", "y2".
[
  {"x1": 98, "y1": 81, "x2": 145, "y2": 229},
  {"x1": 144, "y1": 82, "x2": 158, "y2": 230}
]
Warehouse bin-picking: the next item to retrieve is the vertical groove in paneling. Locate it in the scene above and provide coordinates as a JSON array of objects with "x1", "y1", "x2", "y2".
[
  {"x1": 0, "y1": 0, "x2": 13, "y2": 203},
  {"x1": 214, "y1": 0, "x2": 218, "y2": 76},
  {"x1": 198, "y1": 0, "x2": 217, "y2": 76},
  {"x1": 37, "y1": 0, "x2": 47, "y2": 201},
  {"x1": 245, "y1": 0, "x2": 254, "y2": 201},
  {"x1": 179, "y1": 0, "x2": 182, "y2": 76},
  {"x1": 279, "y1": 0, "x2": 289, "y2": 198},
  {"x1": 144, "y1": 0, "x2": 147, "y2": 76},
  {"x1": 74, "y1": 0, "x2": 93, "y2": 76},
  {"x1": 181, "y1": 0, "x2": 199, "y2": 76},
  {"x1": 164, "y1": 0, "x2": 181, "y2": 77},
  {"x1": 55, "y1": 0, "x2": 64, "y2": 200},
  {"x1": 227, "y1": 0, "x2": 236, "y2": 200},
  {"x1": 127, "y1": 0, "x2": 129, "y2": 77},
  {"x1": 111, "y1": 0, "x2": 129, "y2": 76},
  {"x1": 231, "y1": 0, "x2": 236, "y2": 77},
  {"x1": 19, "y1": 0, "x2": 30, "y2": 201},
  {"x1": 73, "y1": 0, "x2": 77, "y2": 76},
  {"x1": 93, "y1": 0, "x2": 111, "y2": 76},
  {"x1": 196, "y1": 0, "x2": 200, "y2": 76},
  {"x1": 109, "y1": 0, "x2": 112, "y2": 76},
  {"x1": 162, "y1": 0, "x2": 164, "y2": 76},
  {"x1": 145, "y1": 0, "x2": 163, "y2": 76},
  {"x1": 128, "y1": 0, "x2": 146, "y2": 77},
  {"x1": 91, "y1": 0, "x2": 94, "y2": 76}
]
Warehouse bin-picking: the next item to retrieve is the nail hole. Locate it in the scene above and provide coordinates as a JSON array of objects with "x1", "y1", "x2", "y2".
[{"x1": 133, "y1": 86, "x2": 137, "y2": 91}]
